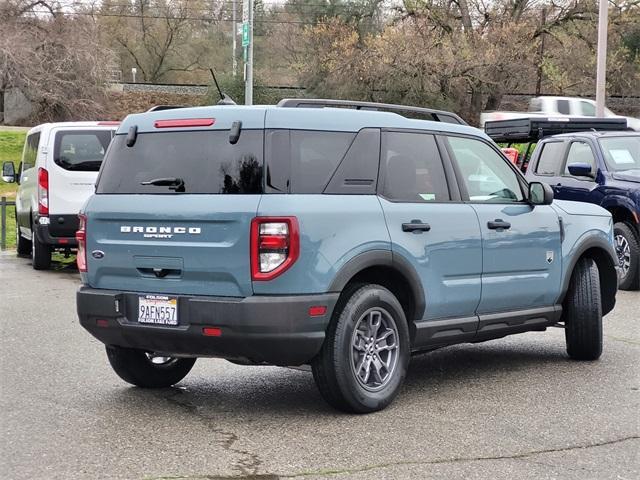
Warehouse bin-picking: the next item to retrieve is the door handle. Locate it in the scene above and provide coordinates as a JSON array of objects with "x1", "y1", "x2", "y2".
[
  {"x1": 487, "y1": 219, "x2": 511, "y2": 230},
  {"x1": 402, "y1": 220, "x2": 431, "y2": 233}
]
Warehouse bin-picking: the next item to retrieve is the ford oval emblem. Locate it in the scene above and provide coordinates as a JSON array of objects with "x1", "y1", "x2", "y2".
[{"x1": 91, "y1": 250, "x2": 105, "y2": 259}]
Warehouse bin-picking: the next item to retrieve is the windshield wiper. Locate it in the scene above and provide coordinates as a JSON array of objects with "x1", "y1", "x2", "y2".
[{"x1": 140, "y1": 177, "x2": 185, "y2": 192}]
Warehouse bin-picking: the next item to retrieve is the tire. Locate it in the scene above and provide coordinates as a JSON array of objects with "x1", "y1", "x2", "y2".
[
  {"x1": 614, "y1": 222, "x2": 639, "y2": 291},
  {"x1": 15, "y1": 211, "x2": 31, "y2": 257},
  {"x1": 31, "y1": 222, "x2": 51, "y2": 270},
  {"x1": 564, "y1": 257, "x2": 603, "y2": 361},
  {"x1": 312, "y1": 284, "x2": 410, "y2": 413},
  {"x1": 106, "y1": 345, "x2": 196, "y2": 388}
]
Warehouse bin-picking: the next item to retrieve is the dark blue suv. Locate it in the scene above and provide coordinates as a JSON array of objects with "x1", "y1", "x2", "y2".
[{"x1": 526, "y1": 132, "x2": 640, "y2": 290}]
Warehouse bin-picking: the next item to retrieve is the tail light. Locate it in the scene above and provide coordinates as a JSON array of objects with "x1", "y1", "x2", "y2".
[
  {"x1": 251, "y1": 217, "x2": 299, "y2": 281},
  {"x1": 37, "y1": 167, "x2": 49, "y2": 215},
  {"x1": 76, "y1": 214, "x2": 87, "y2": 272}
]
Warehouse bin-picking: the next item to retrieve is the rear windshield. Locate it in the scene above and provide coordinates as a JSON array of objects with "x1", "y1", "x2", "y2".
[
  {"x1": 600, "y1": 136, "x2": 640, "y2": 172},
  {"x1": 54, "y1": 130, "x2": 113, "y2": 171},
  {"x1": 96, "y1": 130, "x2": 264, "y2": 194}
]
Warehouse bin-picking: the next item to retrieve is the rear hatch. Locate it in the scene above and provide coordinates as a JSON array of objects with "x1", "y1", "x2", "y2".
[
  {"x1": 85, "y1": 108, "x2": 266, "y2": 297},
  {"x1": 47, "y1": 126, "x2": 115, "y2": 217}
]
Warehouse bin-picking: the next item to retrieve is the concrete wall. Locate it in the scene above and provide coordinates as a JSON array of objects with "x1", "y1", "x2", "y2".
[{"x1": 1, "y1": 88, "x2": 34, "y2": 125}]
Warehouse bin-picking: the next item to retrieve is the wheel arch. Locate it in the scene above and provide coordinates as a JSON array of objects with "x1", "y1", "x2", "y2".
[
  {"x1": 559, "y1": 238, "x2": 618, "y2": 316},
  {"x1": 328, "y1": 250, "x2": 426, "y2": 334}
]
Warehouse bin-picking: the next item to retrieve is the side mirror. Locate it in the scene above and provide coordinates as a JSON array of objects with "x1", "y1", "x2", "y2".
[
  {"x1": 2, "y1": 161, "x2": 15, "y2": 183},
  {"x1": 529, "y1": 182, "x2": 554, "y2": 206},
  {"x1": 567, "y1": 162, "x2": 594, "y2": 177}
]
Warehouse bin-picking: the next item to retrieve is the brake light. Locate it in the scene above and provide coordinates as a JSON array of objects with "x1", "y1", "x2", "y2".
[
  {"x1": 250, "y1": 217, "x2": 299, "y2": 281},
  {"x1": 37, "y1": 167, "x2": 48, "y2": 215},
  {"x1": 97, "y1": 121, "x2": 120, "y2": 126},
  {"x1": 76, "y1": 214, "x2": 87, "y2": 272},
  {"x1": 154, "y1": 118, "x2": 215, "y2": 128}
]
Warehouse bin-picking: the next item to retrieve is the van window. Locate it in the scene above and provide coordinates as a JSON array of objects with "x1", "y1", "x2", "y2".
[
  {"x1": 381, "y1": 132, "x2": 450, "y2": 202},
  {"x1": 535, "y1": 141, "x2": 565, "y2": 175},
  {"x1": 22, "y1": 132, "x2": 40, "y2": 170},
  {"x1": 54, "y1": 130, "x2": 113, "y2": 171},
  {"x1": 97, "y1": 130, "x2": 264, "y2": 194}
]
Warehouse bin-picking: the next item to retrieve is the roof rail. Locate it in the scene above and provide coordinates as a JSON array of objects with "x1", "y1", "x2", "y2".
[{"x1": 277, "y1": 98, "x2": 467, "y2": 125}]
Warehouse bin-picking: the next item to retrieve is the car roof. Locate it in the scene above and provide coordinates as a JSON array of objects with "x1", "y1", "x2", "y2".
[
  {"x1": 26, "y1": 121, "x2": 119, "y2": 136},
  {"x1": 548, "y1": 131, "x2": 640, "y2": 140},
  {"x1": 117, "y1": 105, "x2": 488, "y2": 140}
]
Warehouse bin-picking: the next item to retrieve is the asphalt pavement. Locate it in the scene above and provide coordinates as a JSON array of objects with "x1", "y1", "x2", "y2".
[{"x1": 1, "y1": 252, "x2": 638, "y2": 480}]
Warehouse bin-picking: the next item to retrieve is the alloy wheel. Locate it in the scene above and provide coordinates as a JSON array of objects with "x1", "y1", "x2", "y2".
[
  {"x1": 615, "y1": 234, "x2": 631, "y2": 279},
  {"x1": 350, "y1": 307, "x2": 400, "y2": 392}
]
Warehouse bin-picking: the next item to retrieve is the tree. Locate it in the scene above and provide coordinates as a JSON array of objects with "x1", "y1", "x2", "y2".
[{"x1": 0, "y1": 1, "x2": 114, "y2": 122}]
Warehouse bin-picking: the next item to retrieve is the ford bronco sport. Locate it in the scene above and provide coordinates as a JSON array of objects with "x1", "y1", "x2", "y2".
[{"x1": 77, "y1": 99, "x2": 619, "y2": 413}]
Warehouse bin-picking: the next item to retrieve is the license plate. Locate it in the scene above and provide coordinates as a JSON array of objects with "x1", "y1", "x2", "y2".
[{"x1": 138, "y1": 295, "x2": 178, "y2": 326}]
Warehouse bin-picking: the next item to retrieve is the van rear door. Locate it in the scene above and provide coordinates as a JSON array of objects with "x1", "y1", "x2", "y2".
[{"x1": 47, "y1": 127, "x2": 114, "y2": 217}]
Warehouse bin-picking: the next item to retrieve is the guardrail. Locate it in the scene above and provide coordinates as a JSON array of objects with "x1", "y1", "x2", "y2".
[{"x1": 1, "y1": 196, "x2": 16, "y2": 251}]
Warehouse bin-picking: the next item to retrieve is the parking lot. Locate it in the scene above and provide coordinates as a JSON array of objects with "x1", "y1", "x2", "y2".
[{"x1": 1, "y1": 252, "x2": 638, "y2": 480}]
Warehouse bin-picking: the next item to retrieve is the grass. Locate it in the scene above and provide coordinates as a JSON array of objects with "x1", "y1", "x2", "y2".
[{"x1": 0, "y1": 129, "x2": 27, "y2": 250}]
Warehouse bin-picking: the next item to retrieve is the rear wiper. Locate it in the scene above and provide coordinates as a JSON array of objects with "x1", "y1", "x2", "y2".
[{"x1": 140, "y1": 177, "x2": 185, "y2": 192}]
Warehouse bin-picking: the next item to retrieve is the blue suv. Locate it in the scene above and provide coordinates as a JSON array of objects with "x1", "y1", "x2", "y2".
[
  {"x1": 525, "y1": 132, "x2": 640, "y2": 290},
  {"x1": 76, "y1": 99, "x2": 619, "y2": 413}
]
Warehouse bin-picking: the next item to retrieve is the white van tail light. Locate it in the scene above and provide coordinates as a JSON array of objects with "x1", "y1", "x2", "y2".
[
  {"x1": 76, "y1": 214, "x2": 87, "y2": 272},
  {"x1": 37, "y1": 167, "x2": 49, "y2": 215},
  {"x1": 250, "y1": 217, "x2": 299, "y2": 281}
]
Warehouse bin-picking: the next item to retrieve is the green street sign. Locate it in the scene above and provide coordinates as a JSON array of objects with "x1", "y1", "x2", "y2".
[
  {"x1": 242, "y1": 23, "x2": 250, "y2": 47},
  {"x1": 243, "y1": 46, "x2": 248, "y2": 62}
]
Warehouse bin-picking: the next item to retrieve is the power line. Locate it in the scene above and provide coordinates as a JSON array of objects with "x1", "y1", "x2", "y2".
[{"x1": 22, "y1": 9, "x2": 379, "y2": 26}]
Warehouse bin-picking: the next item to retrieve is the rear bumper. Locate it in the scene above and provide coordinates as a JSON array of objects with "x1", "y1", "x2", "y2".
[
  {"x1": 77, "y1": 287, "x2": 339, "y2": 366},
  {"x1": 34, "y1": 214, "x2": 79, "y2": 247}
]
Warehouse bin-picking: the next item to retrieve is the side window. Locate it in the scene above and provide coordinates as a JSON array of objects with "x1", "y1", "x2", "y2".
[
  {"x1": 579, "y1": 101, "x2": 596, "y2": 117},
  {"x1": 447, "y1": 136, "x2": 524, "y2": 203},
  {"x1": 564, "y1": 141, "x2": 596, "y2": 175},
  {"x1": 535, "y1": 141, "x2": 565, "y2": 175},
  {"x1": 22, "y1": 132, "x2": 40, "y2": 170},
  {"x1": 265, "y1": 130, "x2": 366, "y2": 194},
  {"x1": 381, "y1": 132, "x2": 450, "y2": 202},
  {"x1": 290, "y1": 131, "x2": 355, "y2": 193},
  {"x1": 557, "y1": 100, "x2": 571, "y2": 115}
]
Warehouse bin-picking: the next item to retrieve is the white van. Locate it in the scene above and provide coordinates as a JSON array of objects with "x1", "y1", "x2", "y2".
[{"x1": 1, "y1": 122, "x2": 118, "y2": 269}]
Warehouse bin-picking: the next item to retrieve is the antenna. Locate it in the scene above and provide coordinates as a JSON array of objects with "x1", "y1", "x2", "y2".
[{"x1": 209, "y1": 69, "x2": 236, "y2": 106}]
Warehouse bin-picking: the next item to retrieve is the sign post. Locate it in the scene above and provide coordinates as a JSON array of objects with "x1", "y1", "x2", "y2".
[{"x1": 242, "y1": 0, "x2": 253, "y2": 105}]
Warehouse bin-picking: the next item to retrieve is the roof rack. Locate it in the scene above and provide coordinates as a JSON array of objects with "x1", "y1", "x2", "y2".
[
  {"x1": 277, "y1": 98, "x2": 467, "y2": 126},
  {"x1": 485, "y1": 116, "x2": 628, "y2": 143}
]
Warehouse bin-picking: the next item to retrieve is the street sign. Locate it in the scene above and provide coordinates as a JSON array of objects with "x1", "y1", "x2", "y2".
[{"x1": 242, "y1": 22, "x2": 250, "y2": 47}]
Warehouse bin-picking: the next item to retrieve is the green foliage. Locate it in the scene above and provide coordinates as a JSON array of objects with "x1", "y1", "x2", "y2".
[{"x1": 0, "y1": 130, "x2": 24, "y2": 250}]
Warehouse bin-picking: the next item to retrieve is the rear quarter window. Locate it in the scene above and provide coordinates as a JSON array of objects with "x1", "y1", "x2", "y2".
[
  {"x1": 97, "y1": 130, "x2": 264, "y2": 194},
  {"x1": 54, "y1": 130, "x2": 113, "y2": 171}
]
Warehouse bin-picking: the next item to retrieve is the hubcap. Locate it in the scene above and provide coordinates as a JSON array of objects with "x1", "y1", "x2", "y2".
[
  {"x1": 145, "y1": 353, "x2": 177, "y2": 366},
  {"x1": 615, "y1": 234, "x2": 631, "y2": 278},
  {"x1": 350, "y1": 307, "x2": 399, "y2": 392}
]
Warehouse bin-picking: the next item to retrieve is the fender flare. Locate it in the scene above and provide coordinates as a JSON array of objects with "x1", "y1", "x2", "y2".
[
  {"x1": 557, "y1": 236, "x2": 618, "y2": 316},
  {"x1": 328, "y1": 249, "x2": 426, "y2": 321}
]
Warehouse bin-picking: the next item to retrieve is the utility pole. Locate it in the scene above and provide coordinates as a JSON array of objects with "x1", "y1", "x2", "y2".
[
  {"x1": 232, "y1": 0, "x2": 237, "y2": 77},
  {"x1": 242, "y1": 0, "x2": 253, "y2": 105},
  {"x1": 595, "y1": 0, "x2": 609, "y2": 116}
]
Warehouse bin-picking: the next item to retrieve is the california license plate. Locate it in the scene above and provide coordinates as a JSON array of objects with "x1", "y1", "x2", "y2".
[{"x1": 138, "y1": 295, "x2": 178, "y2": 326}]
